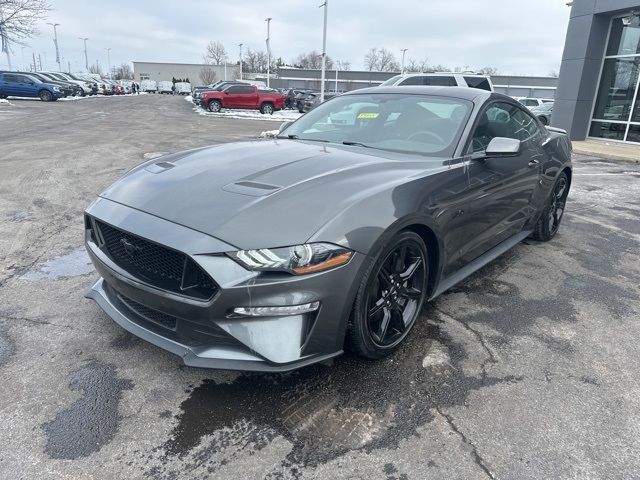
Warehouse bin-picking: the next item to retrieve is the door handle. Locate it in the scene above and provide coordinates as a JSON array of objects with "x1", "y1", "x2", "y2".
[{"x1": 528, "y1": 159, "x2": 540, "y2": 167}]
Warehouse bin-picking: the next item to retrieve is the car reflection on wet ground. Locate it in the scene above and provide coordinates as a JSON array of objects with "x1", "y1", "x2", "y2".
[{"x1": 1, "y1": 95, "x2": 640, "y2": 479}]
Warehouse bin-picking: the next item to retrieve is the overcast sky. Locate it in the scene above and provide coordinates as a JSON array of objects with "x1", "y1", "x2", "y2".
[{"x1": 1, "y1": 0, "x2": 571, "y2": 76}]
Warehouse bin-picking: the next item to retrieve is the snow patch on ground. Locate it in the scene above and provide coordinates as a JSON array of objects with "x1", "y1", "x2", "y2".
[
  {"x1": 0, "y1": 98, "x2": 11, "y2": 105},
  {"x1": 422, "y1": 342, "x2": 452, "y2": 368}
]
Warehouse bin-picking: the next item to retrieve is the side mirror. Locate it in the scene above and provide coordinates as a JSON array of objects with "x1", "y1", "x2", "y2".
[
  {"x1": 485, "y1": 137, "x2": 521, "y2": 156},
  {"x1": 279, "y1": 121, "x2": 292, "y2": 132}
]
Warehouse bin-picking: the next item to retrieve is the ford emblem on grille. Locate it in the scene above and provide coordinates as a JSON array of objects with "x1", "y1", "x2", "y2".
[{"x1": 120, "y1": 238, "x2": 143, "y2": 257}]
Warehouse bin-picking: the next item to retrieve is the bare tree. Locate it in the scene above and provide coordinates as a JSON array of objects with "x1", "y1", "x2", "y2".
[
  {"x1": 293, "y1": 50, "x2": 334, "y2": 70},
  {"x1": 426, "y1": 64, "x2": 452, "y2": 73},
  {"x1": 364, "y1": 48, "x2": 379, "y2": 71},
  {"x1": 89, "y1": 62, "x2": 104, "y2": 76},
  {"x1": 203, "y1": 40, "x2": 226, "y2": 65},
  {"x1": 364, "y1": 47, "x2": 400, "y2": 72},
  {"x1": 477, "y1": 66, "x2": 498, "y2": 75},
  {"x1": 548, "y1": 68, "x2": 559, "y2": 78},
  {"x1": 114, "y1": 63, "x2": 133, "y2": 80},
  {"x1": 199, "y1": 66, "x2": 217, "y2": 85},
  {"x1": 377, "y1": 48, "x2": 399, "y2": 72},
  {"x1": 0, "y1": 0, "x2": 51, "y2": 45}
]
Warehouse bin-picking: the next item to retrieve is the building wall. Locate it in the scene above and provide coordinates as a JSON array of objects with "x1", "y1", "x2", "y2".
[
  {"x1": 553, "y1": 0, "x2": 640, "y2": 140},
  {"x1": 132, "y1": 62, "x2": 239, "y2": 84}
]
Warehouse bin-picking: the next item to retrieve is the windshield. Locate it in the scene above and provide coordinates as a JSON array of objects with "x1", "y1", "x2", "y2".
[
  {"x1": 280, "y1": 93, "x2": 471, "y2": 157},
  {"x1": 380, "y1": 75, "x2": 403, "y2": 86}
]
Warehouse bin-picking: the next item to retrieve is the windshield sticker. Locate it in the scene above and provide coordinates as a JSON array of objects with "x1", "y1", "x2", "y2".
[{"x1": 357, "y1": 112, "x2": 380, "y2": 119}]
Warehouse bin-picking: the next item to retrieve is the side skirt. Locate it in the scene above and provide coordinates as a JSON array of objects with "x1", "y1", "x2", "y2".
[{"x1": 428, "y1": 230, "x2": 531, "y2": 301}]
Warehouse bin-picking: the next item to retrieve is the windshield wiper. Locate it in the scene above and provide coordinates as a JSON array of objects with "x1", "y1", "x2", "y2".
[{"x1": 342, "y1": 141, "x2": 373, "y2": 148}]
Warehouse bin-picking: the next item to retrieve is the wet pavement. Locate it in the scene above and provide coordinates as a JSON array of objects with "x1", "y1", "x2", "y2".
[{"x1": 1, "y1": 96, "x2": 639, "y2": 479}]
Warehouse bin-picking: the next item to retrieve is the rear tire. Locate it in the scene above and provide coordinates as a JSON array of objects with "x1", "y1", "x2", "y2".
[
  {"x1": 39, "y1": 90, "x2": 53, "y2": 102},
  {"x1": 531, "y1": 171, "x2": 569, "y2": 241},
  {"x1": 260, "y1": 102, "x2": 274, "y2": 115},
  {"x1": 208, "y1": 99, "x2": 222, "y2": 112},
  {"x1": 538, "y1": 115, "x2": 549, "y2": 126},
  {"x1": 347, "y1": 231, "x2": 428, "y2": 359}
]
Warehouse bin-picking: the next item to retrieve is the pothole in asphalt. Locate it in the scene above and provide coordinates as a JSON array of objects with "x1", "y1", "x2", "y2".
[
  {"x1": 42, "y1": 361, "x2": 133, "y2": 459},
  {"x1": 0, "y1": 327, "x2": 16, "y2": 367},
  {"x1": 151, "y1": 311, "x2": 521, "y2": 478},
  {"x1": 20, "y1": 247, "x2": 94, "y2": 281}
]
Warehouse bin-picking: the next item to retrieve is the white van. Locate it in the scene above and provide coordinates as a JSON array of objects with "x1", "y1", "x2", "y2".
[
  {"x1": 140, "y1": 79, "x2": 157, "y2": 93},
  {"x1": 157, "y1": 81, "x2": 173, "y2": 94},
  {"x1": 380, "y1": 73, "x2": 494, "y2": 92},
  {"x1": 174, "y1": 82, "x2": 192, "y2": 95}
]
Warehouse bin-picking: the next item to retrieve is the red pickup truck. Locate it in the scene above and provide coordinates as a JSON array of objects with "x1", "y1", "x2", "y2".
[{"x1": 201, "y1": 84, "x2": 285, "y2": 115}]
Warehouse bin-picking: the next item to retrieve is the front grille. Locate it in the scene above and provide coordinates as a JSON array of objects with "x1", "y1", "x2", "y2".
[
  {"x1": 88, "y1": 217, "x2": 217, "y2": 300},
  {"x1": 119, "y1": 295, "x2": 177, "y2": 330}
]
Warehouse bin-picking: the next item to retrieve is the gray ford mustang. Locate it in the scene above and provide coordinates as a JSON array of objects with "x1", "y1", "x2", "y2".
[{"x1": 84, "y1": 86, "x2": 572, "y2": 371}]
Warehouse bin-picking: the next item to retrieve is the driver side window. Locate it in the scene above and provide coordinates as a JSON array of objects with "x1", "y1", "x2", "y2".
[{"x1": 469, "y1": 102, "x2": 541, "y2": 153}]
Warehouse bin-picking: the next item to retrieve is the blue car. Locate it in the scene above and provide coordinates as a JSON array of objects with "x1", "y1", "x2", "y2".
[{"x1": 0, "y1": 72, "x2": 64, "y2": 101}]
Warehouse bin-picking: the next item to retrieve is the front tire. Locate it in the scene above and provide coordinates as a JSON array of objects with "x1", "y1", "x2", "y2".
[
  {"x1": 531, "y1": 171, "x2": 569, "y2": 241},
  {"x1": 39, "y1": 90, "x2": 53, "y2": 102},
  {"x1": 538, "y1": 115, "x2": 549, "y2": 126},
  {"x1": 260, "y1": 102, "x2": 274, "y2": 115},
  {"x1": 347, "y1": 231, "x2": 428, "y2": 359},
  {"x1": 208, "y1": 99, "x2": 222, "y2": 112}
]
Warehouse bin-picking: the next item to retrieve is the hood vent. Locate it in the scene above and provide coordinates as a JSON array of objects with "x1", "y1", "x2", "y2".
[{"x1": 222, "y1": 181, "x2": 282, "y2": 197}]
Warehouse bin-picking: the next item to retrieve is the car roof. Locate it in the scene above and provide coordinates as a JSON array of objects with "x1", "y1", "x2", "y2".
[{"x1": 343, "y1": 85, "x2": 493, "y2": 102}]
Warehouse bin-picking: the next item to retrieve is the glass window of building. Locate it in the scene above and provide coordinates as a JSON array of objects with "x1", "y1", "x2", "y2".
[{"x1": 591, "y1": 15, "x2": 640, "y2": 143}]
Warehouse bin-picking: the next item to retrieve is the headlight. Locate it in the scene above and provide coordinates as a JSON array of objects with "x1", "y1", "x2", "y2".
[
  {"x1": 228, "y1": 243, "x2": 352, "y2": 275},
  {"x1": 53, "y1": 86, "x2": 61, "y2": 92}
]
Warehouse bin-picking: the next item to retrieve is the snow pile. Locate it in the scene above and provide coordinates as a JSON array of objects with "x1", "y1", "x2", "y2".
[
  {"x1": 184, "y1": 95, "x2": 192, "y2": 102},
  {"x1": 0, "y1": 98, "x2": 11, "y2": 105},
  {"x1": 260, "y1": 129, "x2": 280, "y2": 138},
  {"x1": 193, "y1": 104, "x2": 303, "y2": 122}
]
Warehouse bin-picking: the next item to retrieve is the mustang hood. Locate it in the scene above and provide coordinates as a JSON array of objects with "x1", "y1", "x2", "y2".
[{"x1": 100, "y1": 140, "x2": 446, "y2": 250}]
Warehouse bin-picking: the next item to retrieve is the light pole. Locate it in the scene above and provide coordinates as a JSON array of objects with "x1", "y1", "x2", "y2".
[
  {"x1": 105, "y1": 48, "x2": 111, "y2": 79},
  {"x1": 47, "y1": 23, "x2": 61, "y2": 71},
  {"x1": 320, "y1": 0, "x2": 328, "y2": 102},
  {"x1": 79, "y1": 37, "x2": 88, "y2": 70},
  {"x1": 265, "y1": 17, "x2": 272, "y2": 88},
  {"x1": 401, "y1": 48, "x2": 408, "y2": 74},
  {"x1": 238, "y1": 43, "x2": 243, "y2": 80},
  {"x1": 223, "y1": 55, "x2": 227, "y2": 80}
]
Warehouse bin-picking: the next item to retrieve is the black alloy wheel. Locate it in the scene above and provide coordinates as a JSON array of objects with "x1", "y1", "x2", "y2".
[
  {"x1": 532, "y1": 171, "x2": 569, "y2": 241},
  {"x1": 348, "y1": 231, "x2": 428, "y2": 358}
]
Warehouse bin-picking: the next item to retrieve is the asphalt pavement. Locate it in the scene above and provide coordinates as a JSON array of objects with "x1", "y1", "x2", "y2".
[{"x1": 1, "y1": 94, "x2": 639, "y2": 480}]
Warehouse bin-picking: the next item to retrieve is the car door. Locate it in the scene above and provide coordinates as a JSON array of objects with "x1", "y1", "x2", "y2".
[
  {"x1": 224, "y1": 85, "x2": 250, "y2": 108},
  {"x1": 1, "y1": 74, "x2": 22, "y2": 96},
  {"x1": 459, "y1": 101, "x2": 546, "y2": 264}
]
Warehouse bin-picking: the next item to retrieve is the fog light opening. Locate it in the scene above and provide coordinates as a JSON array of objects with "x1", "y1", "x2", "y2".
[{"x1": 232, "y1": 302, "x2": 320, "y2": 317}]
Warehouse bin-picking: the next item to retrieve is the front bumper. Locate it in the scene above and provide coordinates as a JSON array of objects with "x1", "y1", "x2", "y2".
[{"x1": 84, "y1": 198, "x2": 365, "y2": 371}]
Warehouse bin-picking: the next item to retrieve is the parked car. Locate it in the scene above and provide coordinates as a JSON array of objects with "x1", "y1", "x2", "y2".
[
  {"x1": 0, "y1": 72, "x2": 65, "y2": 101},
  {"x1": 174, "y1": 82, "x2": 191, "y2": 95},
  {"x1": 515, "y1": 97, "x2": 554, "y2": 108},
  {"x1": 192, "y1": 80, "x2": 247, "y2": 104},
  {"x1": 118, "y1": 80, "x2": 133, "y2": 94},
  {"x1": 380, "y1": 73, "x2": 494, "y2": 91},
  {"x1": 41, "y1": 71, "x2": 95, "y2": 96},
  {"x1": 530, "y1": 102, "x2": 554, "y2": 125},
  {"x1": 84, "y1": 86, "x2": 572, "y2": 371},
  {"x1": 300, "y1": 92, "x2": 336, "y2": 113},
  {"x1": 157, "y1": 81, "x2": 173, "y2": 94},
  {"x1": 140, "y1": 79, "x2": 158, "y2": 93},
  {"x1": 200, "y1": 84, "x2": 285, "y2": 114},
  {"x1": 66, "y1": 73, "x2": 99, "y2": 95},
  {"x1": 0, "y1": 71, "x2": 79, "y2": 97}
]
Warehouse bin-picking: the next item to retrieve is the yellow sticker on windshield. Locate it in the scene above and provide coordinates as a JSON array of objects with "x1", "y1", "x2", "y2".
[{"x1": 357, "y1": 112, "x2": 379, "y2": 119}]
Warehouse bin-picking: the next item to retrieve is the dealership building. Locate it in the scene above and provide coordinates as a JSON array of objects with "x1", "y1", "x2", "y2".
[{"x1": 554, "y1": 0, "x2": 640, "y2": 142}]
